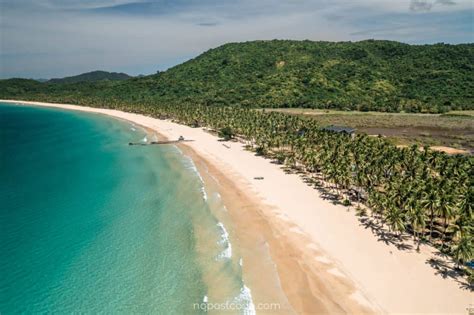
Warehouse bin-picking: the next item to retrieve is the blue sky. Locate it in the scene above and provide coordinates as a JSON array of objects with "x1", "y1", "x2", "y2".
[{"x1": 0, "y1": 0, "x2": 472, "y2": 79}]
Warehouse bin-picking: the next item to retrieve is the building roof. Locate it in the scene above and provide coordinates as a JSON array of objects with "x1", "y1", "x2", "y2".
[{"x1": 322, "y1": 125, "x2": 356, "y2": 134}]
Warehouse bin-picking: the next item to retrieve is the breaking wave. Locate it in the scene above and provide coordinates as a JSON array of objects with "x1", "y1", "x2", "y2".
[{"x1": 216, "y1": 222, "x2": 232, "y2": 260}]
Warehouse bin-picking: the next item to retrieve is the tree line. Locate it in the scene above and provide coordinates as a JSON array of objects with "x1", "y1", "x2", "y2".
[{"x1": 12, "y1": 97, "x2": 468, "y2": 283}]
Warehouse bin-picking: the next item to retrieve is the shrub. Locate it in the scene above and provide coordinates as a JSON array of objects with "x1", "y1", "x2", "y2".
[
  {"x1": 218, "y1": 126, "x2": 234, "y2": 141},
  {"x1": 255, "y1": 146, "x2": 267, "y2": 156}
]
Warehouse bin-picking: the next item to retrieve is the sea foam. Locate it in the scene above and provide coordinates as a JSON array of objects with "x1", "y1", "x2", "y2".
[
  {"x1": 178, "y1": 150, "x2": 208, "y2": 201},
  {"x1": 217, "y1": 222, "x2": 232, "y2": 260},
  {"x1": 234, "y1": 284, "x2": 256, "y2": 315}
]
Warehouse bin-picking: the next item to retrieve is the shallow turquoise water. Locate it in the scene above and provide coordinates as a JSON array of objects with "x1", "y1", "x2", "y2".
[{"x1": 0, "y1": 103, "x2": 251, "y2": 313}]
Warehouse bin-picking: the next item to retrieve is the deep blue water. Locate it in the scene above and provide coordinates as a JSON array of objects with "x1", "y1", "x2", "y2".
[{"x1": 0, "y1": 103, "x2": 250, "y2": 313}]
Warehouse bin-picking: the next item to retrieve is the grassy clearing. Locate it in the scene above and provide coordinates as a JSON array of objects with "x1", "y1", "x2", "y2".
[{"x1": 264, "y1": 108, "x2": 474, "y2": 152}]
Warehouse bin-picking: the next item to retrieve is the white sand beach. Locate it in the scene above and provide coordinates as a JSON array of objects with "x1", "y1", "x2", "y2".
[{"x1": 4, "y1": 100, "x2": 472, "y2": 314}]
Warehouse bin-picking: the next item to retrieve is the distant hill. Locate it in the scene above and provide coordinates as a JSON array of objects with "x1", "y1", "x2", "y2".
[
  {"x1": 48, "y1": 71, "x2": 131, "y2": 84},
  {"x1": 137, "y1": 40, "x2": 473, "y2": 112},
  {"x1": 1, "y1": 40, "x2": 473, "y2": 113}
]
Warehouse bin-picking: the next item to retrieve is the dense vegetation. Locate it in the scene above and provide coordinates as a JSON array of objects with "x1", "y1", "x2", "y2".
[
  {"x1": 0, "y1": 39, "x2": 472, "y2": 282},
  {"x1": 1, "y1": 40, "x2": 473, "y2": 113},
  {"x1": 48, "y1": 70, "x2": 131, "y2": 84}
]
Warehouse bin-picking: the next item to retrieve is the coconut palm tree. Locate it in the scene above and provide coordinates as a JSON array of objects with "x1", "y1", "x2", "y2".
[
  {"x1": 385, "y1": 200, "x2": 406, "y2": 236},
  {"x1": 407, "y1": 198, "x2": 426, "y2": 251},
  {"x1": 452, "y1": 234, "x2": 473, "y2": 269},
  {"x1": 421, "y1": 182, "x2": 440, "y2": 242}
]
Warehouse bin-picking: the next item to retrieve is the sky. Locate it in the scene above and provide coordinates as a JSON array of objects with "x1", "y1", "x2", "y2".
[{"x1": 0, "y1": 0, "x2": 473, "y2": 79}]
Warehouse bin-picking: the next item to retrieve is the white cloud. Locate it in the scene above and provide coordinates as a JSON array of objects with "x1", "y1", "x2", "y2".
[{"x1": 0, "y1": 0, "x2": 472, "y2": 78}]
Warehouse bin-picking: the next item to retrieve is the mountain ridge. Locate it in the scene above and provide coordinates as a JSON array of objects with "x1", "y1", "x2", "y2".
[
  {"x1": 1, "y1": 40, "x2": 473, "y2": 113},
  {"x1": 48, "y1": 70, "x2": 131, "y2": 84}
]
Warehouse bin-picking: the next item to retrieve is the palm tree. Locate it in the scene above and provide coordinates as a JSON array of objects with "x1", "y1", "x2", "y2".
[
  {"x1": 420, "y1": 182, "x2": 440, "y2": 242},
  {"x1": 408, "y1": 198, "x2": 426, "y2": 251},
  {"x1": 385, "y1": 200, "x2": 406, "y2": 236},
  {"x1": 437, "y1": 187, "x2": 455, "y2": 249},
  {"x1": 451, "y1": 234, "x2": 473, "y2": 269}
]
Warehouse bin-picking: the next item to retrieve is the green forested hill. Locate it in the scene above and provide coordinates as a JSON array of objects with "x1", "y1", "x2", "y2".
[
  {"x1": 1, "y1": 40, "x2": 473, "y2": 112},
  {"x1": 48, "y1": 70, "x2": 131, "y2": 84}
]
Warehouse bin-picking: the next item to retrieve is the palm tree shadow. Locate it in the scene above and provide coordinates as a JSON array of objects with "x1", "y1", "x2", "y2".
[
  {"x1": 316, "y1": 186, "x2": 342, "y2": 204},
  {"x1": 263, "y1": 154, "x2": 473, "y2": 291},
  {"x1": 358, "y1": 217, "x2": 414, "y2": 251},
  {"x1": 281, "y1": 166, "x2": 298, "y2": 174},
  {"x1": 274, "y1": 160, "x2": 472, "y2": 289},
  {"x1": 270, "y1": 160, "x2": 284, "y2": 165},
  {"x1": 297, "y1": 173, "x2": 343, "y2": 204},
  {"x1": 277, "y1": 169, "x2": 348, "y2": 206},
  {"x1": 426, "y1": 256, "x2": 473, "y2": 291}
]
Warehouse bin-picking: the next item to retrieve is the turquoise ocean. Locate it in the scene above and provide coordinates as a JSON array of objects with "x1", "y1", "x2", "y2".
[{"x1": 0, "y1": 102, "x2": 254, "y2": 313}]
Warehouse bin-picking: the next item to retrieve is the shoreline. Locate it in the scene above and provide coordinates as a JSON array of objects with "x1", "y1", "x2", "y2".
[{"x1": 3, "y1": 100, "x2": 472, "y2": 314}]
